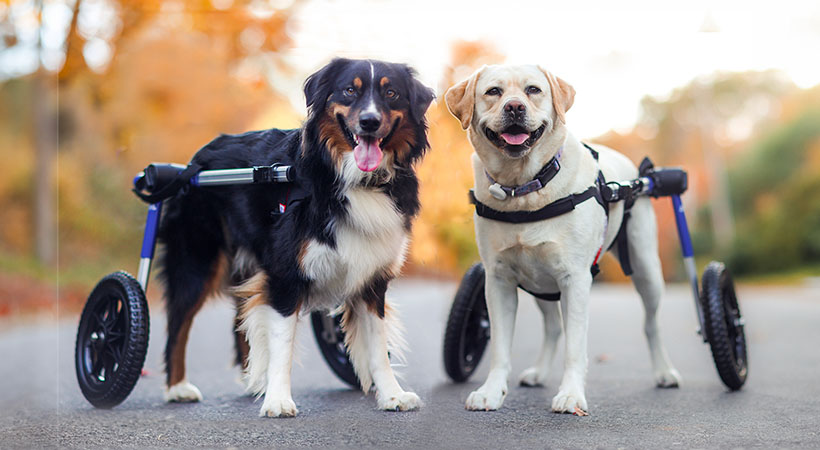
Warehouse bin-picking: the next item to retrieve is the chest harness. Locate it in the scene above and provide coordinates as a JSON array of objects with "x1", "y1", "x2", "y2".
[{"x1": 469, "y1": 143, "x2": 647, "y2": 301}]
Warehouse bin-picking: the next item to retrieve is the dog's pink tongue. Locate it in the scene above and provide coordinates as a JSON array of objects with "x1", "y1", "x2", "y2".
[
  {"x1": 501, "y1": 133, "x2": 529, "y2": 145},
  {"x1": 353, "y1": 137, "x2": 383, "y2": 172}
]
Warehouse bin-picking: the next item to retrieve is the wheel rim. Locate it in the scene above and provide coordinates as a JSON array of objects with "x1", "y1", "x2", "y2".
[
  {"x1": 311, "y1": 311, "x2": 359, "y2": 387},
  {"x1": 80, "y1": 293, "x2": 128, "y2": 387},
  {"x1": 721, "y1": 275, "x2": 747, "y2": 377},
  {"x1": 326, "y1": 318, "x2": 349, "y2": 365},
  {"x1": 459, "y1": 281, "x2": 490, "y2": 374}
]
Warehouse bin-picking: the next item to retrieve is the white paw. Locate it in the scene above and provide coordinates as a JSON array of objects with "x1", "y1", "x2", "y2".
[
  {"x1": 259, "y1": 396, "x2": 298, "y2": 418},
  {"x1": 465, "y1": 387, "x2": 507, "y2": 411},
  {"x1": 377, "y1": 391, "x2": 422, "y2": 411},
  {"x1": 519, "y1": 367, "x2": 547, "y2": 387},
  {"x1": 551, "y1": 388, "x2": 588, "y2": 415},
  {"x1": 655, "y1": 367, "x2": 682, "y2": 388},
  {"x1": 164, "y1": 381, "x2": 203, "y2": 403}
]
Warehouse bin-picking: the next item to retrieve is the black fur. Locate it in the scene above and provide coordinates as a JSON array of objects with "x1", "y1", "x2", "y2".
[{"x1": 157, "y1": 59, "x2": 434, "y2": 385}]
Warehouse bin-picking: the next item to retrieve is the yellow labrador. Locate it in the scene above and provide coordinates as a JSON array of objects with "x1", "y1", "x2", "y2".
[{"x1": 445, "y1": 65, "x2": 681, "y2": 415}]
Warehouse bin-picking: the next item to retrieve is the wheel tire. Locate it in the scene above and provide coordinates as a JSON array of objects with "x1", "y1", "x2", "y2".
[
  {"x1": 75, "y1": 271, "x2": 149, "y2": 408},
  {"x1": 701, "y1": 261, "x2": 748, "y2": 391},
  {"x1": 443, "y1": 262, "x2": 491, "y2": 383},
  {"x1": 310, "y1": 311, "x2": 360, "y2": 389}
]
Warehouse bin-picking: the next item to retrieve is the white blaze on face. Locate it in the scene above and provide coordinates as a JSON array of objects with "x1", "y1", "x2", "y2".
[
  {"x1": 353, "y1": 60, "x2": 383, "y2": 172},
  {"x1": 362, "y1": 101, "x2": 379, "y2": 116},
  {"x1": 363, "y1": 61, "x2": 379, "y2": 116}
]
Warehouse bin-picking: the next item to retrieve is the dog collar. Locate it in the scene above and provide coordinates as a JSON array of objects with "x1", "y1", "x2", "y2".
[{"x1": 485, "y1": 146, "x2": 563, "y2": 200}]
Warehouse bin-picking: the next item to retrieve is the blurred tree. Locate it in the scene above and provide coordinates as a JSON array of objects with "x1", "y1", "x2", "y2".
[
  {"x1": 33, "y1": 25, "x2": 57, "y2": 266},
  {"x1": 637, "y1": 70, "x2": 797, "y2": 253},
  {"x1": 0, "y1": 0, "x2": 302, "y2": 277},
  {"x1": 596, "y1": 71, "x2": 811, "y2": 279},
  {"x1": 0, "y1": 0, "x2": 61, "y2": 266},
  {"x1": 727, "y1": 104, "x2": 820, "y2": 275},
  {"x1": 410, "y1": 40, "x2": 503, "y2": 275}
]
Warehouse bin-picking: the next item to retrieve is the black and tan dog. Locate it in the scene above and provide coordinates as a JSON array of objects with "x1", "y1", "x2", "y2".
[{"x1": 157, "y1": 58, "x2": 434, "y2": 417}]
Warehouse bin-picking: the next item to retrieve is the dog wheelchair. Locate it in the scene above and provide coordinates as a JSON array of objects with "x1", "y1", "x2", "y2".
[
  {"x1": 442, "y1": 160, "x2": 748, "y2": 391},
  {"x1": 75, "y1": 163, "x2": 359, "y2": 408}
]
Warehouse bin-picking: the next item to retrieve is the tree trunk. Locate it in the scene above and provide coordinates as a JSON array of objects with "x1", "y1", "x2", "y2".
[
  {"x1": 32, "y1": 68, "x2": 57, "y2": 267},
  {"x1": 33, "y1": 0, "x2": 58, "y2": 267}
]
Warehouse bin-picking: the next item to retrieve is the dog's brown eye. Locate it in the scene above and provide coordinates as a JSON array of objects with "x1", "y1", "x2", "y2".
[
  {"x1": 344, "y1": 87, "x2": 356, "y2": 96},
  {"x1": 485, "y1": 87, "x2": 502, "y2": 96},
  {"x1": 385, "y1": 89, "x2": 398, "y2": 99},
  {"x1": 526, "y1": 86, "x2": 542, "y2": 95}
]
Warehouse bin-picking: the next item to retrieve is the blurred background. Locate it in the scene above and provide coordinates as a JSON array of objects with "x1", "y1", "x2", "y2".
[{"x1": 1, "y1": 0, "x2": 819, "y2": 317}]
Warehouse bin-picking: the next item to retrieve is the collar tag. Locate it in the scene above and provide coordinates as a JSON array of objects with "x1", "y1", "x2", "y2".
[{"x1": 488, "y1": 183, "x2": 507, "y2": 200}]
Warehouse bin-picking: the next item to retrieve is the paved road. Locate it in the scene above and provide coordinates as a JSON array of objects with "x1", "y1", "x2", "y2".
[{"x1": 2, "y1": 278, "x2": 820, "y2": 449}]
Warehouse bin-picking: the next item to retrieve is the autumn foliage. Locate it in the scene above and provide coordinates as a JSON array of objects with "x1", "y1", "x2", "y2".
[{"x1": 1, "y1": 1, "x2": 819, "y2": 294}]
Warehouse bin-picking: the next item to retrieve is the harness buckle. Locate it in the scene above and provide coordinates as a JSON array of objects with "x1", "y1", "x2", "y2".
[{"x1": 604, "y1": 181, "x2": 622, "y2": 202}]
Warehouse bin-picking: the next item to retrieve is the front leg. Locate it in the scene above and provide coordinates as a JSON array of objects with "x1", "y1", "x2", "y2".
[
  {"x1": 552, "y1": 271, "x2": 592, "y2": 415},
  {"x1": 236, "y1": 273, "x2": 299, "y2": 418},
  {"x1": 466, "y1": 272, "x2": 518, "y2": 411},
  {"x1": 342, "y1": 300, "x2": 420, "y2": 411}
]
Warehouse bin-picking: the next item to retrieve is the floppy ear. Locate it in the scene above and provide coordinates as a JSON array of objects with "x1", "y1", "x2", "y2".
[
  {"x1": 445, "y1": 67, "x2": 483, "y2": 130},
  {"x1": 405, "y1": 66, "x2": 436, "y2": 123},
  {"x1": 539, "y1": 67, "x2": 575, "y2": 124},
  {"x1": 303, "y1": 58, "x2": 351, "y2": 113}
]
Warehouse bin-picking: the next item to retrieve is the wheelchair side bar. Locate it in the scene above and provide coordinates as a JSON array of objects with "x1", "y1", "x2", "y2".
[
  {"x1": 192, "y1": 164, "x2": 292, "y2": 186},
  {"x1": 192, "y1": 167, "x2": 255, "y2": 186},
  {"x1": 131, "y1": 163, "x2": 292, "y2": 292}
]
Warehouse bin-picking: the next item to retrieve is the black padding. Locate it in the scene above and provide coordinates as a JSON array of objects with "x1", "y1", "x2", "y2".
[
  {"x1": 649, "y1": 168, "x2": 688, "y2": 197},
  {"x1": 133, "y1": 163, "x2": 202, "y2": 204}
]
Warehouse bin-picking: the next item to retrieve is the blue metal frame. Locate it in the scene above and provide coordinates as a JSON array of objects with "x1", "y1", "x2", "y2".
[
  {"x1": 136, "y1": 201, "x2": 162, "y2": 291},
  {"x1": 672, "y1": 195, "x2": 694, "y2": 258},
  {"x1": 140, "y1": 202, "x2": 163, "y2": 260},
  {"x1": 670, "y1": 194, "x2": 707, "y2": 340}
]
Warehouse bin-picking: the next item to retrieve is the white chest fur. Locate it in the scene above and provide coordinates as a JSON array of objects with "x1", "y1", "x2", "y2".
[{"x1": 299, "y1": 188, "x2": 408, "y2": 308}]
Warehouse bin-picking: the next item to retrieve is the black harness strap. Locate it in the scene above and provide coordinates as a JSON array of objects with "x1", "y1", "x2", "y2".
[
  {"x1": 469, "y1": 186, "x2": 602, "y2": 224},
  {"x1": 520, "y1": 286, "x2": 561, "y2": 301},
  {"x1": 588, "y1": 143, "x2": 642, "y2": 276},
  {"x1": 471, "y1": 143, "x2": 645, "y2": 300}
]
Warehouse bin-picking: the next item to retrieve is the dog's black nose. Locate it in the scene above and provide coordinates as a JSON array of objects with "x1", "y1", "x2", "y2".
[
  {"x1": 504, "y1": 100, "x2": 526, "y2": 121},
  {"x1": 359, "y1": 113, "x2": 381, "y2": 133}
]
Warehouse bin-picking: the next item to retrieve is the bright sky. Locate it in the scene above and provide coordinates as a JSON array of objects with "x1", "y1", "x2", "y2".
[
  {"x1": 287, "y1": 0, "x2": 820, "y2": 138},
  {"x1": 3, "y1": 0, "x2": 819, "y2": 138}
]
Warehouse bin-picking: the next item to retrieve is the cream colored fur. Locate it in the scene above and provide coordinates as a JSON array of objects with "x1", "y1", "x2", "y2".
[{"x1": 446, "y1": 64, "x2": 681, "y2": 415}]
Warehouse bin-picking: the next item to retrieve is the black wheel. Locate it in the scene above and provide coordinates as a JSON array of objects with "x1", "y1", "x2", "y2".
[
  {"x1": 701, "y1": 261, "x2": 748, "y2": 390},
  {"x1": 443, "y1": 262, "x2": 491, "y2": 382},
  {"x1": 75, "y1": 271, "x2": 149, "y2": 408},
  {"x1": 311, "y1": 311, "x2": 360, "y2": 389}
]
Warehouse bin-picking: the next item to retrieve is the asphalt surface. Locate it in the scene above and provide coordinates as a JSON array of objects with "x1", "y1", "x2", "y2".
[{"x1": 2, "y1": 277, "x2": 820, "y2": 449}]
